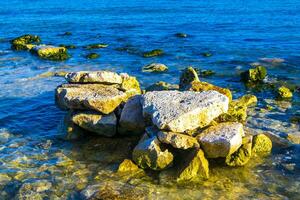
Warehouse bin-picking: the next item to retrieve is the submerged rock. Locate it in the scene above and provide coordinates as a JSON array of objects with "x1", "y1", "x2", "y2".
[
  {"x1": 225, "y1": 136, "x2": 252, "y2": 167},
  {"x1": 157, "y1": 131, "x2": 199, "y2": 149},
  {"x1": 277, "y1": 86, "x2": 293, "y2": 99},
  {"x1": 59, "y1": 44, "x2": 76, "y2": 49},
  {"x1": 118, "y1": 159, "x2": 139, "y2": 172},
  {"x1": 252, "y1": 134, "x2": 272, "y2": 154},
  {"x1": 142, "y1": 90, "x2": 229, "y2": 133},
  {"x1": 72, "y1": 111, "x2": 117, "y2": 137},
  {"x1": 179, "y1": 67, "x2": 200, "y2": 89},
  {"x1": 65, "y1": 71, "x2": 123, "y2": 84},
  {"x1": 177, "y1": 148, "x2": 209, "y2": 182},
  {"x1": 241, "y1": 65, "x2": 267, "y2": 83},
  {"x1": 199, "y1": 69, "x2": 215, "y2": 77},
  {"x1": 197, "y1": 122, "x2": 244, "y2": 158},
  {"x1": 201, "y1": 52, "x2": 212, "y2": 57},
  {"x1": 85, "y1": 43, "x2": 108, "y2": 49},
  {"x1": 11, "y1": 34, "x2": 40, "y2": 50},
  {"x1": 143, "y1": 49, "x2": 164, "y2": 57},
  {"x1": 119, "y1": 95, "x2": 145, "y2": 135},
  {"x1": 175, "y1": 33, "x2": 188, "y2": 38},
  {"x1": 142, "y1": 63, "x2": 168, "y2": 73},
  {"x1": 31, "y1": 45, "x2": 69, "y2": 61},
  {"x1": 57, "y1": 111, "x2": 85, "y2": 140},
  {"x1": 145, "y1": 81, "x2": 179, "y2": 92},
  {"x1": 132, "y1": 135, "x2": 173, "y2": 170},
  {"x1": 86, "y1": 52, "x2": 100, "y2": 59}
]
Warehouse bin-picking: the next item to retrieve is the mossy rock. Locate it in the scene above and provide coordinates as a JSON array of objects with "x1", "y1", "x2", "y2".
[
  {"x1": 31, "y1": 45, "x2": 69, "y2": 61},
  {"x1": 145, "y1": 81, "x2": 179, "y2": 92},
  {"x1": 120, "y1": 75, "x2": 141, "y2": 94},
  {"x1": 199, "y1": 69, "x2": 215, "y2": 77},
  {"x1": 241, "y1": 65, "x2": 267, "y2": 83},
  {"x1": 225, "y1": 136, "x2": 252, "y2": 167},
  {"x1": 142, "y1": 63, "x2": 168, "y2": 73},
  {"x1": 201, "y1": 52, "x2": 212, "y2": 57},
  {"x1": 252, "y1": 134, "x2": 272, "y2": 154},
  {"x1": 175, "y1": 33, "x2": 188, "y2": 38},
  {"x1": 179, "y1": 67, "x2": 200, "y2": 89},
  {"x1": 11, "y1": 34, "x2": 41, "y2": 50},
  {"x1": 59, "y1": 44, "x2": 76, "y2": 49},
  {"x1": 85, "y1": 43, "x2": 108, "y2": 49},
  {"x1": 277, "y1": 86, "x2": 293, "y2": 99},
  {"x1": 86, "y1": 53, "x2": 100, "y2": 59},
  {"x1": 186, "y1": 80, "x2": 232, "y2": 101},
  {"x1": 117, "y1": 159, "x2": 139, "y2": 172},
  {"x1": 143, "y1": 49, "x2": 164, "y2": 57}
]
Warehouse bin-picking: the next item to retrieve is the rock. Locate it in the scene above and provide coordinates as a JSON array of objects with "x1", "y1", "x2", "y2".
[
  {"x1": 225, "y1": 136, "x2": 252, "y2": 166},
  {"x1": 197, "y1": 122, "x2": 244, "y2": 158},
  {"x1": 157, "y1": 131, "x2": 199, "y2": 149},
  {"x1": 179, "y1": 67, "x2": 200, "y2": 89},
  {"x1": 86, "y1": 52, "x2": 100, "y2": 59},
  {"x1": 201, "y1": 52, "x2": 212, "y2": 57},
  {"x1": 119, "y1": 95, "x2": 145, "y2": 135},
  {"x1": 17, "y1": 179, "x2": 52, "y2": 200},
  {"x1": 85, "y1": 43, "x2": 108, "y2": 49},
  {"x1": 145, "y1": 81, "x2": 179, "y2": 92},
  {"x1": 277, "y1": 86, "x2": 293, "y2": 99},
  {"x1": 186, "y1": 80, "x2": 232, "y2": 101},
  {"x1": 199, "y1": 69, "x2": 215, "y2": 77},
  {"x1": 56, "y1": 84, "x2": 138, "y2": 114},
  {"x1": 252, "y1": 134, "x2": 272, "y2": 154},
  {"x1": 120, "y1": 73, "x2": 141, "y2": 93},
  {"x1": 59, "y1": 44, "x2": 76, "y2": 49},
  {"x1": 142, "y1": 63, "x2": 168, "y2": 73},
  {"x1": 177, "y1": 149, "x2": 209, "y2": 182},
  {"x1": 286, "y1": 133, "x2": 300, "y2": 144},
  {"x1": 117, "y1": 159, "x2": 139, "y2": 172},
  {"x1": 259, "y1": 57, "x2": 285, "y2": 64},
  {"x1": 57, "y1": 111, "x2": 85, "y2": 140},
  {"x1": 11, "y1": 34, "x2": 40, "y2": 50},
  {"x1": 142, "y1": 90, "x2": 229, "y2": 133},
  {"x1": 61, "y1": 31, "x2": 72, "y2": 36},
  {"x1": 65, "y1": 71, "x2": 123, "y2": 84},
  {"x1": 72, "y1": 111, "x2": 117, "y2": 137},
  {"x1": 31, "y1": 45, "x2": 69, "y2": 61},
  {"x1": 132, "y1": 135, "x2": 173, "y2": 170},
  {"x1": 143, "y1": 49, "x2": 164, "y2": 57},
  {"x1": 241, "y1": 65, "x2": 267, "y2": 82},
  {"x1": 175, "y1": 33, "x2": 187, "y2": 38}
]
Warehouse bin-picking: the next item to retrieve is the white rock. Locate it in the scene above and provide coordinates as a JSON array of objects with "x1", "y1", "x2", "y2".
[
  {"x1": 65, "y1": 71, "x2": 123, "y2": 84},
  {"x1": 142, "y1": 90, "x2": 229, "y2": 133}
]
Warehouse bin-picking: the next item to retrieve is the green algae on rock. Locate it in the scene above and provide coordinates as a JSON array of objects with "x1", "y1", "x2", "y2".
[
  {"x1": 142, "y1": 63, "x2": 168, "y2": 73},
  {"x1": 86, "y1": 52, "x2": 100, "y2": 59},
  {"x1": 175, "y1": 33, "x2": 188, "y2": 38},
  {"x1": 85, "y1": 43, "x2": 108, "y2": 49},
  {"x1": 241, "y1": 65, "x2": 267, "y2": 83},
  {"x1": 11, "y1": 34, "x2": 41, "y2": 50},
  {"x1": 31, "y1": 45, "x2": 69, "y2": 61},
  {"x1": 118, "y1": 159, "x2": 140, "y2": 173},
  {"x1": 252, "y1": 134, "x2": 272, "y2": 154},
  {"x1": 277, "y1": 86, "x2": 293, "y2": 99},
  {"x1": 179, "y1": 67, "x2": 200, "y2": 89},
  {"x1": 145, "y1": 81, "x2": 179, "y2": 92},
  {"x1": 143, "y1": 49, "x2": 164, "y2": 57}
]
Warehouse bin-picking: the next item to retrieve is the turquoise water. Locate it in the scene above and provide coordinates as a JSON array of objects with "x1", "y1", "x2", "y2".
[{"x1": 0, "y1": 0, "x2": 300, "y2": 199}]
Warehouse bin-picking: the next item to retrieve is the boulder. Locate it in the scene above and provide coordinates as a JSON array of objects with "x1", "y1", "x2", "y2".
[
  {"x1": 143, "y1": 49, "x2": 164, "y2": 57},
  {"x1": 277, "y1": 86, "x2": 293, "y2": 99},
  {"x1": 71, "y1": 111, "x2": 117, "y2": 137},
  {"x1": 117, "y1": 159, "x2": 139, "y2": 172},
  {"x1": 120, "y1": 73, "x2": 141, "y2": 93},
  {"x1": 65, "y1": 71, "x2": 123, "y2": 84},
  {"x1": 225, "y1": 136, "x2": 252, "y2": 166},
  {"x1": 56, "y1": 84, "x2": 138, "y2": 114},
  {"x1": 252, "y1": 134, "x2": 272, "y2": 154},
  {"x1": 142, "y1": 90, "x2": 229, "y2": 133},
  {"x1": 31, "y1": 45, "x2": 69, "y2": 61},
  {"x1": 142, "y1": 63, "x2": 168, "y2": 72},
  {"x1": 241, "y1": 65, "x2": 267, "y2": 83},
  {"x1": 119, "y1": 95, "x2": 145, "y2": 135},
  {"x1": 157, "y1": 131, "x2": 199, "y2": 149},
  {"x1": 132, "y1": 135, "x2": 173, "y2": 170},
  {"x1": 145, "y1": 81, "x2": 179, "y2": 92},
  {"x1": 197, "y1": 122, "x2": 244, "y2": 158},
  {"x1": 179, "y1": 67, "x2": 200, "y2": 89},
  {"x1": 11, "y1": 34, "x2": 40, "y2": 50},
  {"x1": 177, "y1": 149, "x2": 209, "y2": 182}
]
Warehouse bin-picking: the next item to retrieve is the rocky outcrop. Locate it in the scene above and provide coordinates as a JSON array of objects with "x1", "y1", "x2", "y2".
[
  {"x1": 142, "y1": 90, "x2": 229, "y2": 133},
  {"x1": 157, "y1": 131, "x2": 199, "y2": 149},
  {"x1": 65, "y1": 71, "x2": 123, "y2": 84}
]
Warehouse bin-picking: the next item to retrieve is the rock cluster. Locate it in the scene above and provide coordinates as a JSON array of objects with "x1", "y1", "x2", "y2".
[{"x1": 55, "y1": 68, "x2": 273, "y2": 183}]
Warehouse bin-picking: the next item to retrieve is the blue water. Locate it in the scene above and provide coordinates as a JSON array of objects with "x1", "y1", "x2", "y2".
[{"x1": 0, "y1": 0, "x2": 299, "y2": 199}]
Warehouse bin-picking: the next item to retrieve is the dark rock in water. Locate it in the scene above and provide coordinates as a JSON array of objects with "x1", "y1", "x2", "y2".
[
  {"x1": 31, "y1": 45, "x2": 69, "y2": 61},
  {"x1": 85, "y1": 43, "x2": 108, "y2": 49},
  {"x1": 201, "y1": 52, "x2": 212, "y2": 57},
  {"x1": 86, "y1": 53, "x2": 100, "y2": 59},
  {"x1": 179, "y1": 67, "x2": 199, "y2": 89},
  {"x1": 11, "y1": 34, "x2": 41, "y2": 50},
  {"x1": 145, "y1": 81, "x2": 179, "y2": 92},
  {"x1": 143, "y1": 49, "x2": 164, "y2": 57},
  {"x1": 142, "y1": 63, "x2": 168, "y2": 73},
  {"x1": 241, "y1": 65, "x2": 267, "y2": 83},
  {"x1": 175, "y1": 33, "x2": 188, "y2": 38},
  {"x1": 62, "y1": 31, "x2": 72, "y2": 36},
  {"x1": 199, "y1": 69, "x2": 215, "y2": 77},
  {"x1": 59, "y1": 44, "x2": 76, "y2": 49}
]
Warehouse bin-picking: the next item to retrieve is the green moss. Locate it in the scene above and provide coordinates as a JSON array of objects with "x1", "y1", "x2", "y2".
[
  {"x1": 252, "y1": 134, "x2": 272, "y2": 154},
  {"x1": 31, "y1": 45, "x2": 69, "y2": 61},
  {"x1": 179, "y1": 67, "x2": 200, "y2": 89},
  {"x1": 143, "y1": 49, "x2": 164, "y2": 57},
  {"x1": 86, "y1": 53, "x2": 100, "y2": 59},
  {"x1": 85, "y1": 43, "x2": 108, "y2": 49},
  {"x1": 145, "y1": 81, "x2": 179, "y2": 92},
  {"x1": 226, "y1": 136, "x2": 252, "y2": 167},
  {"x1": 11, "y1": 34, "x2": 41, "y2": 50},
  {"x1": 175, "y1": 33, "x2": 187, "y2": 38},
  {"x1": 241, "y1": 65, "x2": 267, "y2": 83},
  {"x1": 277, "y1": 86, "x2": 293, "y2": 99},
  {"x1": 201, "y1": 52, "x2": 212, "y2": 57}
]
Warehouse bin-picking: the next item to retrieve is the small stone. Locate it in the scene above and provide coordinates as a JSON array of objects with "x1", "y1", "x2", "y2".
[
  {"x1": 72, "y1": 111, "x2": 117, "y2": 137},
  {"x1": 197, "y1": 122, "x2": 244, "y2": 158},
  {"x1": 201, "y1": 52, "x2": 212, "y2": 57},
  {"x1": 86, "y1": 52, "x2": 100, "y2": 59},
  {"x1": 177, "y1": 149, "x2": 209, "y2": 182},
  {"x1": 31, "y1": 45, "x2": 69, "y2": 61},
  {"x1": 225, "y1": 136, "x2": 252, "y2": 166},
  {"x1": 241, "y1": 65, "x2": 267, "y2": 82},
  {"x1": 145, "y1": 81, "x2": 179, "y2": 92},
  {"x1": 142, "y1": 63, "x2": 168, "y2": 73},
  {"x1": 85, "y1": 43, "x2": 108, "y2": 49},
  {"x1": 132, "y1": 135, "x2": 173, "y2": 170},
  {"x1": 119, "y1": 95, "x2": 145, "y2": 136},
  {"x1": 179, "y1": 67, "x2": 200, "y2": 89},
  {"x1": 277, "y1": 86, "x2": 293, "y2": 99},
  {"x1": 252, "y1": 134, "x2": 272, "y2": 154},
  {"x1": 65, "y1": 71, "x2": 123, "y2": 84},
  {"x1": 11, "y1": 34, "x2": 40, "y2": 50},
  {"x1": 175, "y1": 33, "x2": 187, "y2": 38},
  {"x1": 117, "y1": 159, "x2": 139, "y2": 172},
  {"x1": 157, "y1": 131, "x2": 199, "y2": 149},
  {"x1": 143, "y1": 49, "x2": 164, "y2": 57}
]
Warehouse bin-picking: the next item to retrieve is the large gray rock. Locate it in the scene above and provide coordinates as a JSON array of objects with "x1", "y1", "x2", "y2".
[
  {"x1": 197, "y1": 122, "x2": 245, "y2": 158},
  {"x1": 119, "y1": 95, "x2": 145, "y2": 135},
  {"x1": 142, "y1": 90, "x2": 229, "y2": 133},
  {"x1": 157, "y1": 131, "x2": 199, "y2": 149},
  {"x1": 55, "y1": 84, "x2": 138, "y2": 114},
  {"x1": 72, "y1": 111, "x2": 117, "y2": 137},
  {"x1": 132, "y1": 135, "x2": 174, "y2": 170},
  {"x1": 65, "y1": 71, "x2": 123, "y2": 84}
]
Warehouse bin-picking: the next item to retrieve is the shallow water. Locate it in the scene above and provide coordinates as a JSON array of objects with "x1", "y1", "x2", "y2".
[{"x1": 0, "y1": 0, "x2": 300, "y2": 199}]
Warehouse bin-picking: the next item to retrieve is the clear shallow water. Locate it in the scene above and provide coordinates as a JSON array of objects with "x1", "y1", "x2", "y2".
[{"x1": 0, "y1": 0, "x2": 300, "y2": 199}]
